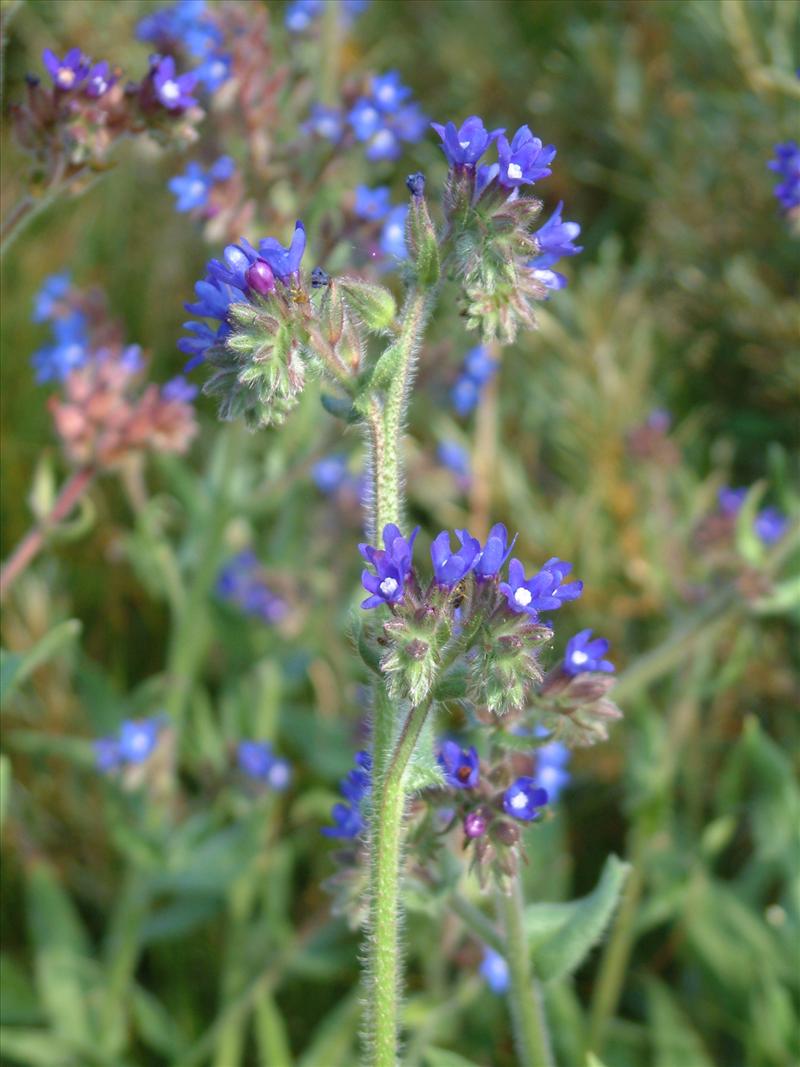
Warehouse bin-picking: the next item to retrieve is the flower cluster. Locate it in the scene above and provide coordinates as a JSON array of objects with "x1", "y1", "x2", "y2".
[
  {"x1": 137, "y1": 0, "x2": 232, "y2": 93},
  {"x1": 32, "y1": 276, "x2": 197, "y2": 467},
  {"x1": 768, "y1": 141, "x2": 800, "y2": 216},
  {"x1": 168, "y1": 154, "x2": 235, "y2": 213},
  {"x1": 94, "y1": 717, "x2": 164, "y2": 772},
  {"x1": 322, "y1": 751, "x2": 372, "y2": 838},
  {"x1": 236, "y1": 740, "x2": 292, "y2": 791},
  {"x1": 718, "y1": 487, "x2": 789, "y2": 546},
  {"x1": 348, "y1": 71, "x2": 427, "y2": 162},
  {"x1": 216, "y1": 550, "x2": 288, "y2": 623},
  {"x1": 451, "y1": 345, "x2": 498, "y2": 416},
  {"x1": 12, "y1": 46, "x2": 203, "y2": 187},
  {"x1": 285, "y1": 0, "x2": 370, "y2": 33},
  {"x1": 431, "y1": 115, "x2": 581, "y2": 340}
]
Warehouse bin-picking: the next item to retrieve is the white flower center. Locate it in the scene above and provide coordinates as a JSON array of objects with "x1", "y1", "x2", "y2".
[
  {"x1": 376, "y1": 85, "x2": 394, "y2": 105},
  {"x1": 189, "y1": 180, "x2": 206, "y2": 200},
  {"x1": 510, "y1": 791, "x2": 528, "y2": 810},
  {"x1": 385, "y1": 224, "x2": 403, "y2": 242},
  {"x1": 514, "y1": 587, "x2": 532, "y2": 607},
  {"x1": 371, "y1": 129, "x2": 394, "y2": 150},
  {"x1": 570, "y1": 649, "x2": 588, "y2": 665},
  {"x1": 129, "y1": 732, "x2": 150, "y2": 755},
  {"x1": 318, "y1": 118, "x2": 337, "y2": 137},
  {"x1": 507, "y1": 162, "x2": 523, "y2": 180},
  {"x1": 161, "y1": 80, "x2": 181, "y2": 102},
  {"x1": 459, "y1": 139, "x2": 470, "y2": 149},
  {"x1": 379, "y1": 577, "x2": 398, "y2": 596},
  {"x1": 57, "y1": 69, "x2": 76, "y2": 88},
  {"x1": 362, "y1": 107, "x2": 378, "y2": 124}
]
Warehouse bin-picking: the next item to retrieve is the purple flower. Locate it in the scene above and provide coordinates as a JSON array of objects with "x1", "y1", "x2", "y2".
[
  {"x1": 437, "y1": 740, "x2": 480, "y2": 788},
  {"x1": 359, "y1": 523, "x2": 419, "y2": 609},
  {"x1": 754, "y1": 507, "x2": 788, "y2": 545},
  {"x1": 718, "y1": 486, "x2": 747, "y2": 516},
  {"x1": 379, "y1": 205, "x2": 408, "y2": 259},
  {"x1": 451, "y1": 376, "x2": 480, "y2": 416},
  {"x1": 768, "y1": 141, "x2": 800, "y2": 213},
  {"x1": 349, "y1": 98, "x2": 383, "y2": 141},
  {"x1": 151, "y1": 55, "x2": 198, "y2": 111},
  {"x1": 499, "y1": 558, "x2": 583, "y2": 616},
  {"x1": 84, "y1": 61, "x2": 116, "y2": 98},
  {"x1": 365, "y1": 126, "x2": 402, "y2": 162},
  {"x1": 647, "y1": 408, "x2": 671, "y2": 432},
  {"x1": 194, "y1": 51, "x2": 231, "y2": 92},
  {"x1": 118, "y1": 718, "x2": 161, "y2": 763},
  {"x1": 32, "y1": 311, "x2": 89, "y2": 383},
  {"x1": 266, "y1": 757, "x2": 292, "y2": 791},
  {"x1": 162, "y1": 375, "x2": 198, "y2": 403},
  {"x1": 564, "y1": 629, "x2": 615, "y2": 676},
  {"x1": 237, "y1": 740, "x2": 274, "y2": 779},
  {"x1": 496, "y1": 125, "x2": 556, "y2": 188},
  {"x1": 304, "y1": 104, "x2": 344, "y2": 141},
  {"x1": 480, "y1": 948, "x2": 510, "y2": 994},
  {"x1": 42, "y1": 48, "x2": 90, "y2": 91},
  {"x1": 354, "y1": 184, "x2": 392, "y2": 221},
  {"x1": 32, "y1": 274, "x2": 71, "y2": 323},
  {"x1": 528, "y1": 201, "x2": 582, "y2": 291},
  {"x1": 502, "y1": 777, "x2": 548, "y2": 821},
  {"x1": 430, "y1": 530, "x2": 481, "y2": 586},
  {"x1": 464, "y1": 809, "x2": 488, "y2": 838},
  {"x1": 437, "y1": 440, "x2": 470, "y2": 479},
  {"x1": 313, "y1": 454, "x2": 349, "y2": 494},
  {"x1": 94, "y1": 737, "x2": 121, "y2": 773},
  {"x1": 458, "y1": 523, "x2": 516, "y2": 580},
  {"x1": 258, "y1": 221, "x2": 306, "y2": 282},
  {"x1": 430, "y1": 115, "x2": 504, "y2": 168},
  {"x1": 371, "y1": 70, "x2": 411, "y2": 112},
  {"x1": 322, "y1": 751, "x2": 371, "y2": 838},
  {"x1": 392, "y1": 103, "x2": 428, "y2": 143},
  {"x1": 216, "y1": 551, "x2": 287, "y2": 623}
]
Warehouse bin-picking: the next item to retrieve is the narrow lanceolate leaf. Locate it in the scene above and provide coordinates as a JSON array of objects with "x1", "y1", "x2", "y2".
[
  {"x1": 0, "y1": 620, "x2": 82, "y2": 709},
  {"x1": 647, "y1": 979, "x2": 715, "y2": 1067},
  {"x1": 526, "y1": 854, "x2": 631, "y2": 983}
]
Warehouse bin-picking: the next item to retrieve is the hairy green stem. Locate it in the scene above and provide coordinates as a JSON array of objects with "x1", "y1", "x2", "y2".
[
  {"x1": 367, "y1": 696, "x2": 433, "y2": 1067},
  {"x1": 496, "y1": 878, "x2": 555, "y2": 1067}
]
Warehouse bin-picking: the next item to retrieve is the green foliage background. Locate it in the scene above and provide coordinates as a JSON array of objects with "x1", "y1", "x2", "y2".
[{"x1": 1, "y1": 1, "x2": 798, "y2": 1065}]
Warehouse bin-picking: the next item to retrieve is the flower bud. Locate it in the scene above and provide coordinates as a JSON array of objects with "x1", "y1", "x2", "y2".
[
  {"x1": 338, "y1": 278, "x2": 397, "y2": 334},
  {"x1": 407, "y1": 193, "x2": 440, "y2": 288},
  {"x1": 464, "y1": 809, "x2": 489, "y2": 839},
  {"x1": 245, "y1": 259, "x2": 276, "y2": 296}
]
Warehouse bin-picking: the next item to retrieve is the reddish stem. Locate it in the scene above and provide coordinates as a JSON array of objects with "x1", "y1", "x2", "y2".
[{"x1": 0, "y1": 467, "x2": 95, "y2": 601}]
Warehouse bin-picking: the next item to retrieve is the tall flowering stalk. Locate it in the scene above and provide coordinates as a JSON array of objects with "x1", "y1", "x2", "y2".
[{"x1": 183, "y1": 110, "x2": 618, "y2": 1066}]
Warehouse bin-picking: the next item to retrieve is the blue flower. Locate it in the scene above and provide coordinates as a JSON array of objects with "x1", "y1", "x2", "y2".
[
  {"x1": 216, "y1": 550, "x2": 287, "y2": 623},
  {"x1": 379, "y1": 205, "x2": 408, "y2": 259},
  {"x1": 430, "y1": 530, "x2": 481, "y2": 586},
  {"x1": 458, "y1": 523, "x2": 516, "y2": 580},
  {"x1": 451, "y1": 376, "x2": 480, "y2": 416},
  {"x1": 437, "y1": 740, "x2": 480, "y2": 789},
  {"x1": 431, "y1": 115, "x2": 504, "y2": 168},
  {"x1": 32, "y1": 274, "x2": 71, "y2": 323},
  {"x1": 162, "y1": 375, "x2": 198, "y2": 402},
  {"x1": 463, "y1": 345, "x2": 498, "y2": 385},
  {"x1": 118, "y1": 718, "x2": 162, "y2": 763},
  {"x1": 349, "y1": 98, "x2": 383, "y2": 141},
  {"x1": 193, "y1": 50, "x2": 231, "y2": 91},
  {"x1": 371, "y1": 70, "x2": 411, "y2": 112},
  {"x1": 84, "y1": 61, "x2": 116, "y2": 98},
  {"x1": 437, "y1": 440, "x2": 470, "y2": 479},
  {"x1": 313, "y1": 455, "x2": 349, "y2": 494},
  {"x1": 354, "y1": 184, "x2": 392, "y2": 221},
  {"x1": 502, "y1": 777, "x2": 548, "y2": 821},
  {"x1": 266, "y1": 757, "x2": 292, "y2": 791},
  {"x1": 532, "y1": 729, "x2": 572, "y2": 802},
  {"x1": 94, "y1": 737, "x2": 121, "y2": 773},
  {"x1": 768, "y1": 141, "x2": 800, "y2": 213},
  {"x1": 718, "y1": 486, "x2": 747, "y2": 516},
  {"x1": 322, "y1": 751, "x2": 371, "y2": 838},
  {"x1": 360, "y1": 524, "x2": 419, "y2": 609},
  {"x1": 528, "y1": 201, "x2": 582, "y2": 291},
  {"x1": 365, "y1": 127, "x2": 402, "y2": 162},
  {"x1": 392, "y1": 103, "x2": 428, "y2": 142},
  {"x1": 41, "y1": 47, "x2": 90, "y2": 91},
  {"x1": 151, "y1": 54, "x2": 198, "y2": 110},
  {"x1": 564, "y1": 629, "x2": 614, "y2": 676},
  {"x1": 238, "y1": 740, "x2": 275, "y2": 778},
  {"x1": 479, "y1": 947, "x2": 510, "y2": 994},
  {"x1": 32, "y1": 311, "x2": 90, "y2": 383},
  {"x1": 258, "y1": 221, "x2": 307, "y2": 281},
  {"x1": 499, "y1": 558, "x2": 583, "y2": 616},
  {"x1": 304, "y1": 104, "x2": 344, "y2": 141},
  {"x1": 496, "y1": 125, "x2": 556, "y2": 188},
  {"x1": 754, "y1": 506, "x2": 788, "y2": 545},
  {"x1": 285, "y1": 0, "x2": 323, "y2": 32},
  {"x1": 168, "y1": 155, "x2": 235, "y2": 213}
]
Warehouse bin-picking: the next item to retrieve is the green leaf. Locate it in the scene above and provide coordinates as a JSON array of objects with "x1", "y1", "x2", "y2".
[
  {"x1": 0, "y1": 1027, "x2": 74, "y2": 1066},
  {"x1": 131, "y1": 984, "x2": 188, "y2": 1059},
  {"x1": 0, "y1": 754, "x2": 10, "y2": 833},
  {"x1": 424, "y1": 1049, "x2": 483, "y2": 1067},
  {"x1": 0, "y1": 620, "x2": 82, "y2": 708},
  {"x1": 647, "y1": 979, "x2": 714, "y2": 1067},
  {"x1": 527, "y1": 854, "x2": 631, "y2": 983},
  {"x1": 405, "y1": 714, "x2": 444, "y2": 794},
  {"x1": 296, "y1": 991, "x2": 360, "y2": 1067}
]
